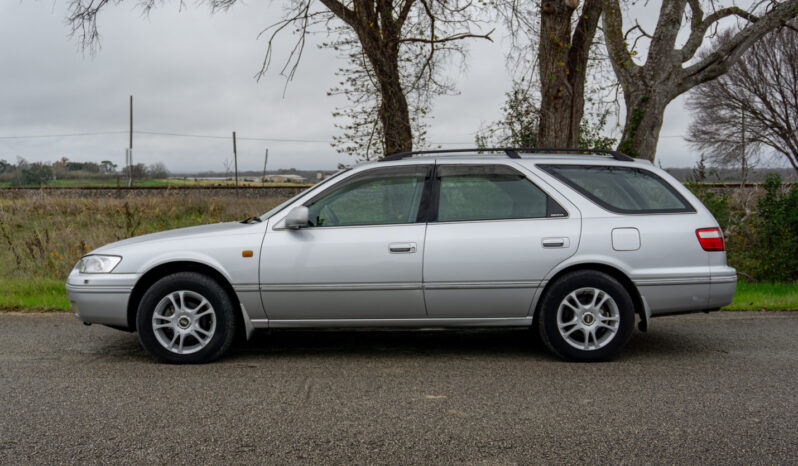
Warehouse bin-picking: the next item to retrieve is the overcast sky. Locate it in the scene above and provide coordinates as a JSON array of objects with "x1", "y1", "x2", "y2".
[{"x1": 0, "y1": 1, "x2": 718, "y2": 172}]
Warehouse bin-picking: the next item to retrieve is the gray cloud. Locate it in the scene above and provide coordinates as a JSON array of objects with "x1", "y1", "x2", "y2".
[{"x1": 1, "y1": 1, "x2": 702, "y2": 171}]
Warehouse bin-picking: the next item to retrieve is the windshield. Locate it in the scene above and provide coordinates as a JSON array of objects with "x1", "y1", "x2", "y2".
[{"x1": 258, "y1": 168, "x2": 351, "y2": 221}]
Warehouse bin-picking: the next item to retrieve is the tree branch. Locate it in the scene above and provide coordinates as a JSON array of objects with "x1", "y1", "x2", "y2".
[
  {"x1": 602, "y1": 0, "x2": 639, "y2": 86},
  {"x1": 680, "y1": 0, "x2": 798, "y2": 93},
  {"x1": 680, "y1": 5, "x2": 761, "y2": 62},
  {"x1": 399, "y1": 29, "x2": 494, "y2": 44}
]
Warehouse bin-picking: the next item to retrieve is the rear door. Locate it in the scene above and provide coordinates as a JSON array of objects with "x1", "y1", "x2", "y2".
[{"x1": 422, "y1": 163, "x2": 580, "y2": 318}]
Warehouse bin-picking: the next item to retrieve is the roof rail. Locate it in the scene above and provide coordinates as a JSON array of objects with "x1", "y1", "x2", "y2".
[{"x1": 379, "y1": 147, "x2": 634, "y2": 162}]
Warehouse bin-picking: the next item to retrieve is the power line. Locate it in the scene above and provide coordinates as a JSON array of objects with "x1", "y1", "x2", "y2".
[
  {"x1": 136, "y1": 130, "x2": 332, "y2": 143},
  {"x1": 0, "y1": 128, "x2": 686, "y2": 144},
  {"x1": 0, "y1": 131, "x2": 127, "y2": 140},
  {"x1": 0, "y1": 129, "x2": 477, "y2": 145}
]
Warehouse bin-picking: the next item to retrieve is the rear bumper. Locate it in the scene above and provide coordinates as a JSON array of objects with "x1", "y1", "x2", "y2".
[
  {"x1": 708, "y1": 267, "x2": 737, "y2": 309},
  {"x1": 65, "y1": 270, "x2": 138, "y2": 328},
  {"x1": 634, "y1": 267, "x2": 737, "y2": 316}
]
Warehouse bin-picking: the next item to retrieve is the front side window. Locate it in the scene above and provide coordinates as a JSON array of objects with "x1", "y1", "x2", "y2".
[
  {"x1": 305, "y1": 166, "x2": 429, "y2": 227},
  {"x1": 435, "y1": 165, "x2": 564, "y2": 222},
  {"x1": 538, "y1": 164, "x2": 694, "y2": 214}
]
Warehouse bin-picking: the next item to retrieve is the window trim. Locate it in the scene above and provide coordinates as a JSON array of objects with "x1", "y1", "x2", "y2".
[
  {"x1": 537, "y1": 164, "x2": 696, "y2": 215},
  {"x1": 301, "y1": 164, "x2": 434, "y2": 228},
  {"x1": 429, "y1": 163, "x2": 568, "y2": 223}
]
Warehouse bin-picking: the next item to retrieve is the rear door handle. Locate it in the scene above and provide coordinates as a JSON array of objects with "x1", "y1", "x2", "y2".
[
  {"x1": 542, "y1": 237, "x2": 569, "y2": 248},
  {"x1": 389, "y1": 242, "x2": 417, "y2": 253}
]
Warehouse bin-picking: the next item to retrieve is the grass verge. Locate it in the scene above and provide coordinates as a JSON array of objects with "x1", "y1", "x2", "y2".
[
  {"x1": 723, "y1": 281, "x2": 798, "y2": 311},
  {"x1": 0, "y1": 278, "x2": 71, "y2": 311},
  {"x1": 0, "y1": 278, "x2": 794, "y2": 312}
]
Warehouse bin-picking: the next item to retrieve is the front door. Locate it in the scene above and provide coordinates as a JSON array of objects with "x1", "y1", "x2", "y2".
[
  {"x1": 423, "y1": 163, "x2": 580, "y2": 318},
  {"x1": 260, "y1": 165, "x2": 432, "y2": 321}
]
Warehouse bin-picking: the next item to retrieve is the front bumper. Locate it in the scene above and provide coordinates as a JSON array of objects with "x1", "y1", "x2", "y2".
[{"x1": 65, "y1": 270, "x2": 139, "y2": 327}]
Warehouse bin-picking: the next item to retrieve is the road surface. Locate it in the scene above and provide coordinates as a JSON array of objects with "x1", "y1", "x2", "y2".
[{"x1": 1, "y1": 312, "x2": 796, "y2": 464}]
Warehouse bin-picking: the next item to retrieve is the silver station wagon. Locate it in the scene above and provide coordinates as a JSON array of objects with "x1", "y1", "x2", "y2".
[{"x1": 66, "y1": 148, "x2": 737, "y2": 363}]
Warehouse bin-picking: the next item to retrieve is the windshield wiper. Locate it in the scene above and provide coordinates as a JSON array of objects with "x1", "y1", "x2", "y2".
[{"x1": 240, "y1": 216, "x2": 263, "y2": 224}]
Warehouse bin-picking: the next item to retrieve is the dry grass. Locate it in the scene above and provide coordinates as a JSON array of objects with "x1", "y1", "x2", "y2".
[{"x1": 0, "y1": 192, "x2": 288, "y2": 281}]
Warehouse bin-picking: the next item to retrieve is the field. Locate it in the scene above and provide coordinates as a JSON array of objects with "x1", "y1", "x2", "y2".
[
  {"x1": 0, "y1": 192, "x2": 795, "y2": 311},
  {"x1": 0, "y1": 192, "x2": 289, "y2": 310},
  {"x1": 0, "y1": 178, "x2": 311, "y2": 188}
]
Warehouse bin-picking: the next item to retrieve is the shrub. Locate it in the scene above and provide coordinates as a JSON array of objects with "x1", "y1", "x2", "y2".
[
  {"x1": 751, "y1": 175, "x2": 798, "y2": 281},
  {"x1": 688, "y1": 176, "x2": 798, "y2": 281}
]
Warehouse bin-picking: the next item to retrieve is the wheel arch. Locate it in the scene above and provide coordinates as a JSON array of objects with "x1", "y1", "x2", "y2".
[
  {"x1": 533, "y1": 262, "x2": 646, "y2": 329},
  {"x1": 126, "y1": 261, "x2": 244, "y2": 336}
]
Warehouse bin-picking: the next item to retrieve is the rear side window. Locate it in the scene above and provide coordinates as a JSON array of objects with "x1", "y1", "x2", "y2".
[
  {"x1": 538, "y1": 165, "x2": 694, "y2": 214},
  {"x1": 435, "y1": 165, "x2": 567, "y2": 222}
]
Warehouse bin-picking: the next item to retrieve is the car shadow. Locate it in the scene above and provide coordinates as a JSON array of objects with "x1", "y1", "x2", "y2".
[
  {"x1": 226, "y1": 328, "x2": 551, "y2": 360},
  {"x1": 88, "y1": 323, "x2": 724, "y2": 363}
]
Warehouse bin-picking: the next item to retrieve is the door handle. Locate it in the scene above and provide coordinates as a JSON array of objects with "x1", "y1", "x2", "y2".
[
  {"x1": 389, "y1": 242, "x2": 417, "y2": 253},
  {"x1": 541, "y1": 237, "x2": 569, "y2": 248}
]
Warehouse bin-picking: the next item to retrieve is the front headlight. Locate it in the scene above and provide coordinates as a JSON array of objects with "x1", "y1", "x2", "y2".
[{"x1": 77, "y1": 255, "x2": 122, "y2": 274}]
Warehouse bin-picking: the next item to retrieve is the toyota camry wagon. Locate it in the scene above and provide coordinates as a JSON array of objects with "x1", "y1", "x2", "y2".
[{"x1": 66, "y1": 148, "x2": 736, "y2": 363}]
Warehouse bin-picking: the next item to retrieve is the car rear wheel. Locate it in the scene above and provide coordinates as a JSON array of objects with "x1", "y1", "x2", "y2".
[
  {"x1": 537, "y1": 270, "x2": 635, "y2": 362},
  {"x1": 137, "y1": 272, "x2": 236, "y2": 364}
]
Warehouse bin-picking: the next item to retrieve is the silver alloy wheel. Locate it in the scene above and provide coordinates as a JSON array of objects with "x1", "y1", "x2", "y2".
[
  {"x1": 152, "y1": 290, "x2": 217, "y2": 355},
  {"x1": 556, "y1": 287, "x2": 620, "y2": 351}
]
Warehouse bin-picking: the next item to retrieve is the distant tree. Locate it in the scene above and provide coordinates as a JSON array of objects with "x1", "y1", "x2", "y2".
[
  {"x1": 11, "y1": 159, "x2": 53, "y2": 186},
  {"x1": 687, "y1": 26, "x2": 798, "y2": 175},
  {"x1": 0, "y1": 159, "x2": 10, "y2": 174},
  {"x1": 100, "y1": 160, "x2": 118, "y2": 174},
  {"x1": 121, "y1": 163, "x2": 149, "y2": 180},
  {"x1": 148, "y1": 162, "x2": 170, "y2": 179}
]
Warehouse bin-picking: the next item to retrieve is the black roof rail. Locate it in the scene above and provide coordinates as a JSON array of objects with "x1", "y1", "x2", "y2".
[{"x1": 379, "y1": 147, "x2": 634, "y2": 162}]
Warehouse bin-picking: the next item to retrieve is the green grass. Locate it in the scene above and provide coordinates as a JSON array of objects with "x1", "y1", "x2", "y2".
[
  {"x1": 723, "y1": 281, "x2": 798, "y2": 311},
  {"x1": 0, "y1": 278, "x2": 794, "y2": 312},
  {"x1": 0, "y1": 278, "x2": 71, "y2": 311}
]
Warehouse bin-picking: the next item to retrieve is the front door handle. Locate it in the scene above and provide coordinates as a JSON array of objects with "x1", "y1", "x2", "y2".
[
  {"x1": 542, "y1": 237, "x2": 570, "y2": 248},
  {"x1": 389, "y1": 242, "x2": 417, "y2": 253}
]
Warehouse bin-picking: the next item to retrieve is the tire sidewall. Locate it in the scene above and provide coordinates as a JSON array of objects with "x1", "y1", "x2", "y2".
[
  {"x1": 538, "y1": 271, "x2": 635, "y2": 362},
  {"x1": 137, "y1": 272, "x2": 235, "y2": 364}
]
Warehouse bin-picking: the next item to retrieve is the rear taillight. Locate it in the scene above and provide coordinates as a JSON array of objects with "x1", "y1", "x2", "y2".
[{"x1": 696, "y1": 227, "x2": 725, "y2": 251}]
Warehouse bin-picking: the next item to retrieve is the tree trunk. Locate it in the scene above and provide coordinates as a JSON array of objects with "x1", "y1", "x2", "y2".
[
  {"x1": 617, "y1": 91, "x2": 668, "y2": 161},
  {"x1": 357, "y1": 23, "x2": 413, "y2": 156},
  {"x1": 377, "y1": 63, "x2": 413, "y2": 155},
  {"x1": 602, "y1": 0, "x2": 798, "y2": 162},
  {"x1": 537, "y1": 0, "x2": 602, "y2": 148},
  {"x1": 537, "y1": 0, "x2": 577, "y2": 147}
]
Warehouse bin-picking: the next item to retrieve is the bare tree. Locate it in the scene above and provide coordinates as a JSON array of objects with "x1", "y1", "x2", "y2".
[
  {"x1": 603, "y1": 0, "x2": 798, "y2": 161},
  {"x1": 687, "y1": 26, "x2": 798, "y2": 174},
  {"x1": 326, "y1": 23, "x2": 453, "y2": 161},
  {"x1": 66, "y1": 0, "x2": 491, "y2": 156}
]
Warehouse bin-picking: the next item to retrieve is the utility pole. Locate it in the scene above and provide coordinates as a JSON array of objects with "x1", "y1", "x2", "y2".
[
  {"x1": 128, "y1": 95, "x2": 133, "y2": 187},
  {"x1": 268, "y1": 147, "x2": 269, "y2": 183},
  {"x1": 741, "y1": 105, "x2": 747, "y2": 187},
  {"x1": 232, "y1": 131, "x2": 238, "y2": 191}
]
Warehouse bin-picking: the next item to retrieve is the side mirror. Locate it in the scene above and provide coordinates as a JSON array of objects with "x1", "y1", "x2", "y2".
[{"x1": 284, "y1": 206, "x2": 309, "y2": 229}]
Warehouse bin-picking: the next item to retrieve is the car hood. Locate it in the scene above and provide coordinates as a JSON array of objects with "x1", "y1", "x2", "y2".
[{"x1": 92, "y1": 222, "x2": 256, "y2": 254}]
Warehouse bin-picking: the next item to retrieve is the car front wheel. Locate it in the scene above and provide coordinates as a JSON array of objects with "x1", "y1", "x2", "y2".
[
  {"x1": 137, "y1": 272, "x2": 236, "y2": 364},
  {"x1": 538, "y1": 270, "x2": 635, "y2": 362}
]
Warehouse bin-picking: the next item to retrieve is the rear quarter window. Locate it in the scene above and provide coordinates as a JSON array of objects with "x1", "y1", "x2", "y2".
[{"x1": 538, "y1": 164, "x2": 695, "y2": 214}]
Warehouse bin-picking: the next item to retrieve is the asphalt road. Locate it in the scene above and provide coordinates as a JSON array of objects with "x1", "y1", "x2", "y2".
[{"x1": 1, "y1": 312, "x2": 796, "y2": 465}]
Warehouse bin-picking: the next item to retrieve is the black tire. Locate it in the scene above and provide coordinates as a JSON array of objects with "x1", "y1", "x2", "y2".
[
  {"x1": 137, "y1": 272, "x2": 237, "y2": 364},
  {"x1": 537, "y1": 270, "x2": 635, "y2": 362}
]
